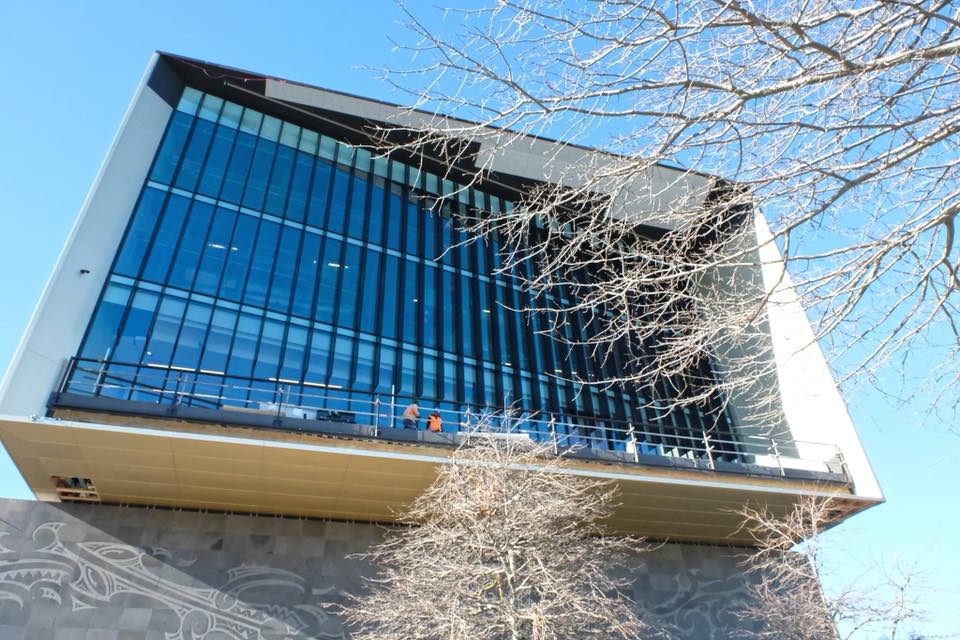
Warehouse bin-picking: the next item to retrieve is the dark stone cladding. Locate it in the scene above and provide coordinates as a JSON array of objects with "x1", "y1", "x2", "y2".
[{"x1": 0, "y1": 498, "x2": 762, "y2": 639}]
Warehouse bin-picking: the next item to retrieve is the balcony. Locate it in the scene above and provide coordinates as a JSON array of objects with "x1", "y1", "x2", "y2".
[{"x1": 0, "y1": 357, "x2": 870, "y2": 543}]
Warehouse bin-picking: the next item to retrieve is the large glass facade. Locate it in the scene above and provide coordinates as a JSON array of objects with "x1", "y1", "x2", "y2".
[{"x1": 66, "y1": 86, "x2": 739, "y2": 458}]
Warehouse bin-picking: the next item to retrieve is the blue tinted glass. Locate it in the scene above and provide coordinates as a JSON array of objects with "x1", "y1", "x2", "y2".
[
  {"x1": 111, "y1": 290, "x2": 159, "y2": 363},
  {"x1": 359, "y1": 250, "x2": 381, "y2": 334},
  {"x1": 330, "y1": 334, "x2": 354, "y2": 386},
  {"x1": 367, "y1": 179, "x2": 386, "y2": 246},
  {"x1": 79, "y1": 283, "x2": 132, "y2": 360},
  {"x1": 193, "y1": 207, "x2": 237, "y2": 295},
  {"x1": 172, "y1": 301, "x2": 212, "y2": 369},
  {"x1": 355, "y1": 339, "x2": 375, "y2": 388},
  {"x1": 253, "y1": 319, "x2": 284, "y2": 379},
  {"x1": 221, "y1": 131, "x2": 256, "y2": 204},
  {"x1": 242, "y1": 138, "x2": 277, "y2": 210},
  {"x1": 326, "y1": 167, "x2": 350, "y2": 234},
  {"x1": 306, "y1": 160, "x2": 332, "y2": 228},
  {"x1": 291, "y1": 233, "x2": 321, "y2": 318},
  {"x1": 422, "y1": 264, "x2": 438, "y2": 348},
  {"x1": 168, "y1": 201, "x2": 214, "y2": 290},
  {"x1": 115, "y1": 188, "x2": 166, "y2": 277},
  {"x1": 380, "y1": 255, "x2": 400, "y2": 340},
  {"x1": 376, "y1": 345, "x2": 395, "y2": 393},
  {"x1": 197, "y1": 125, "x2": 237, "y2": 197},
  {"x1": 441, "y1": 269, "x2": 456, "y2": 353},
  {"x1": 401, "y1": 260, "x2": 419, "y2": 344},
  {"x1": 280, "y1": 326, "x2": 308, "y2": 381},
  {"x1": 243, "y1": 220, "x2": 280, "y2": 307},
  {"x1": 151, "y1": 111, "x2": 193, "y2": 185},
  {"x1": 265, "y1": 145, "x2": 295, "y2": 216},
  {"x1": 405, "y1": 200, "x2": 420, "y2": 256},
  {"x1": 200, "y1": 309, "x2": 237, "y2": 374},
  {"x1": 142, "y1": 194, "x2": 191, "y2": 284},
  {"x1": 347, "y1": 175, "x2": 368, "y2": 239},
  {"x1": 286, "y1": 152, "x2": 314, "y2": 223},
  {"x1": 144, "y1": 296, "x2": 187, "y2": 366},
  {"x1": 315, "y1": 238, "x2": 343, "y2": 324},
  {"x1": 336, "y1": 244, "x2": 362, "y2": 327},
  {"x1": 305, "y1": 329, "x2": 332, "y2": 384},
  {"x1": 175, "y1": 118, "x2": 215, "y2": 192},
  {"x1": 219, "y1": 214, "x2": 258, "y2": 301},
  {"x1": 267, "y1": 226, "x2": 301, "y2": 312},
  {"x1": 227, "y1": 313, "x2": 262, "y2": 377},
  {"x1": 386, "y1": 187, "x2": 404, "y2": 251}
]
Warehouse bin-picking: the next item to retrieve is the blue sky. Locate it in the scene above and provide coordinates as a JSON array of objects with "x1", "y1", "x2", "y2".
[{"x1": 0, "y1": 2, "x2": 956, "y2": 636}]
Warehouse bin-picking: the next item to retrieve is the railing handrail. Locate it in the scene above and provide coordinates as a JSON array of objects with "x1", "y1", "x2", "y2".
[{"x1": 60, "y1": 356, "x2": 846, "y2": 472}]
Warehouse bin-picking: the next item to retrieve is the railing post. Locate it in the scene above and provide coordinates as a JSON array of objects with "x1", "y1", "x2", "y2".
[
  {"x1": 627, "y1": 422, "x2": 640, "y2": 463},
  {"x1": 703, "y1": 431, "x2": 715, "y2": 470},
  {"x1": 463, "y1": 405, "x2": 472, "y2": 433},
  {"x1": 770, "y1": 438, "x2": 785, "y2": 476},
  {"x1": 390, "y1": 384, "x2": 397, "y2": 430},
  {"x1": 373, "y1": 395, "x2": 380, "y2": 437},
  {"x1": 549, "y1": 414, "x2": 558, "y2": 455},
  {"x1": 836, "y1": 447, "x2": 850, "y2": 481},
  {"x1": 276, "y1": 385, "x2": 286, "y2": 421},
  {"x1": 57, "y1": 357, "x2": 75, "y2": 396},
  {"x1": 94, "y1": 359, "x2": 109, "y2": 397}
]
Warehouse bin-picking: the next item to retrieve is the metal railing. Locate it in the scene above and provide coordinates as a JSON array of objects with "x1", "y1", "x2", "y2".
[{"x1": 55, "y1": 357, "x2": 849, "y2": 480}]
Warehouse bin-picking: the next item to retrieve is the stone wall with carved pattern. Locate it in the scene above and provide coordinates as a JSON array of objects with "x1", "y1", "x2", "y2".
[{"x1": 0, "y1": 498, "x2": 760, "y2": 639}]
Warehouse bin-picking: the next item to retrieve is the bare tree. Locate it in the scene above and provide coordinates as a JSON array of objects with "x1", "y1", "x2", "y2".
[
  {"x1": 341, "y1": 426, "x2": 656, "y2": 640},
  {"x1": 737, "y1": 498, "x2": 926, "y2": 640},
  {"x1": 370, "y1": 0, "x2": 960, "y2": 424}
]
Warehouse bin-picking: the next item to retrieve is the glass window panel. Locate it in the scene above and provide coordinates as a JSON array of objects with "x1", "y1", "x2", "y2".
[
  {"x1": 260, "y1": 115, "x2": 282, "y2": 142},
  {"x1": 400, "y1": 348, "x2": 417, "y2": 396},
  {"x1": 368, "y1": 178, "x2": 386, "y2": 246},
  {"x1": 405, "y1": 199, "x2": 420, "y2": 256},
  {"x1": 329, "y1": 334, "x2": 354, "y2": 386},
  {"x1": 220, "y1": 102, "x2": 243, "y2": 128},
  {"x1": 286, "y1": 151, "x2": 314, "y2": 223},
  {"x1": 226, "y1": 313, "x2": 262, "y2": 377},
  {"x1": 299, "y1": 129, "x2": 319, "y2": 154},
  {"x1": 242, "y1": 138, "x2": 278, "y2": 211},
  {"x1": 380, "y1": 255, "x2": 400, "y2": 339},
  {"x1": 221, "y1": 130, "x2": 257, "y2": 204},
  {"x1": 243, "y1": 219, "x2": 280, "y2": 308},
  {"x1": 194, "y1": 206, "x2": 238, "y2": 296},
  {"x1": 143, "y1": 296, "x2": 187, "y2": 367},
  {"x1": 141, "y1": 194, "x2": 191, "y2": 284},
  {"x1": 172, "y1": 301, "x2": 213, "y2": 369},
  {"x1": 110, "y1": 289, "x2": 159, "y2": 364},
  {"x1": 114, "y1": 188, "x2": 166, "y2": 277},
  {"x1": 459, "y1": 274, "x2": 475, "y2": 358},
  {"x1": 199, "y1": 308, "x2": 237, "y2": 374},
  {"x1": 177, "y1": 87, "x2": 203, "y2": 115},
  {"x1": 305, "y1": 329, "x2": 332, "y2": 384},
  {"x1": 346, "y1": 174, "x2": 368, "y2": 239},
  {"x1": 253, "y1": 319, "x2": 284, "y2": 379},
  {"x1": 401, "y1": 259, "x2": 420, "y2": 344},
  {"x1": 355, "y1": 339, "x2": 375, "y2": 388},
  {"x1": 280, "y1": 326, "x2": 308, "y2": 381},
  {"x1": 219, "y1": 214, "x2": 258, "y2": 301},
  {"x1": 318, "y1": 136, "x2": 337, "y2": 161},
  {"x1": 198, "y1": 94, "x2": 223, "y2": 122},
  {"x1": 422, "y1": 355, "x2": 437, "y2": 400},
  {"x1": 306, "y1": 160, "x2": 332, "y2": 228},
  {"x1": 326, "y1": 166, "x2": 350, "y2": 235},
  {"x1": 264, "y1": 144, "x2": 295, "y2": 216},
  {"x1": 151, "y1": 111, "x2": 193, "y2": 185},
  {"x1": 168, "y1": 201, "x2": 215, "y2": 290},
  {"x1": 197, "y1": 124, "x2": 238, "y2": 197},
  {"x1": 174, "y1": 118, "x2": 215, "y2": 192},
  {"x1": 315, "y1": 238, "x2": 343, "y2": 324},
  {"x1": 376, "y1": 345, "x2": 395, "y2": 393},
  {"x1": 78, "y1": 283, "x2": 132, "y2": 361},
  {"x1": 359, "y1": 250, "x2": 381, "y2": 334},
  {"x1": 422, "y1": 263, "x2": 438, "y2": 349},
  {"x1": 291, "y1": 233, "x2": 321, "y2": 318},
  {"x1": 267, "y1": 226, "x2": 301, "y2": 312},
  {"x1": 386, "y1": 186, "x2": 404, "y2": 251},
  {"x1": 280, "y1": 122, "x2": 300, "y2": 148},
  {"x1": 336, "y1": 244, "x2": 362, "y2": 328}
]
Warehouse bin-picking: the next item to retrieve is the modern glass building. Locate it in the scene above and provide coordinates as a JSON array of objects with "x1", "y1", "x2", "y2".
[
  {"x1": 0, "y1": 53, "x2": 882, "y2": 543},
  {"x1": 66, "y1": 85, "x2": 738, "y2": 459}
]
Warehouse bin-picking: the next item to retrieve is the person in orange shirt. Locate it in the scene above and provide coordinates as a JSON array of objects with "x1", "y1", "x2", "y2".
[{"x1": 427, "y1": 411, "x2": 442, "y2": 433}]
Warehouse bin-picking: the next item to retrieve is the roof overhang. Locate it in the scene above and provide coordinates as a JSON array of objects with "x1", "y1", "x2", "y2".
[{"x1": 0, "y1": 414, "x2": 877, "y2": 545}]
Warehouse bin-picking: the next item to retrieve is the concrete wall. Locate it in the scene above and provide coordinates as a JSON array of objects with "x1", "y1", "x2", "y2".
[{"x1": 0, "y1": 498, "x2": 760, "y2": 639}]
